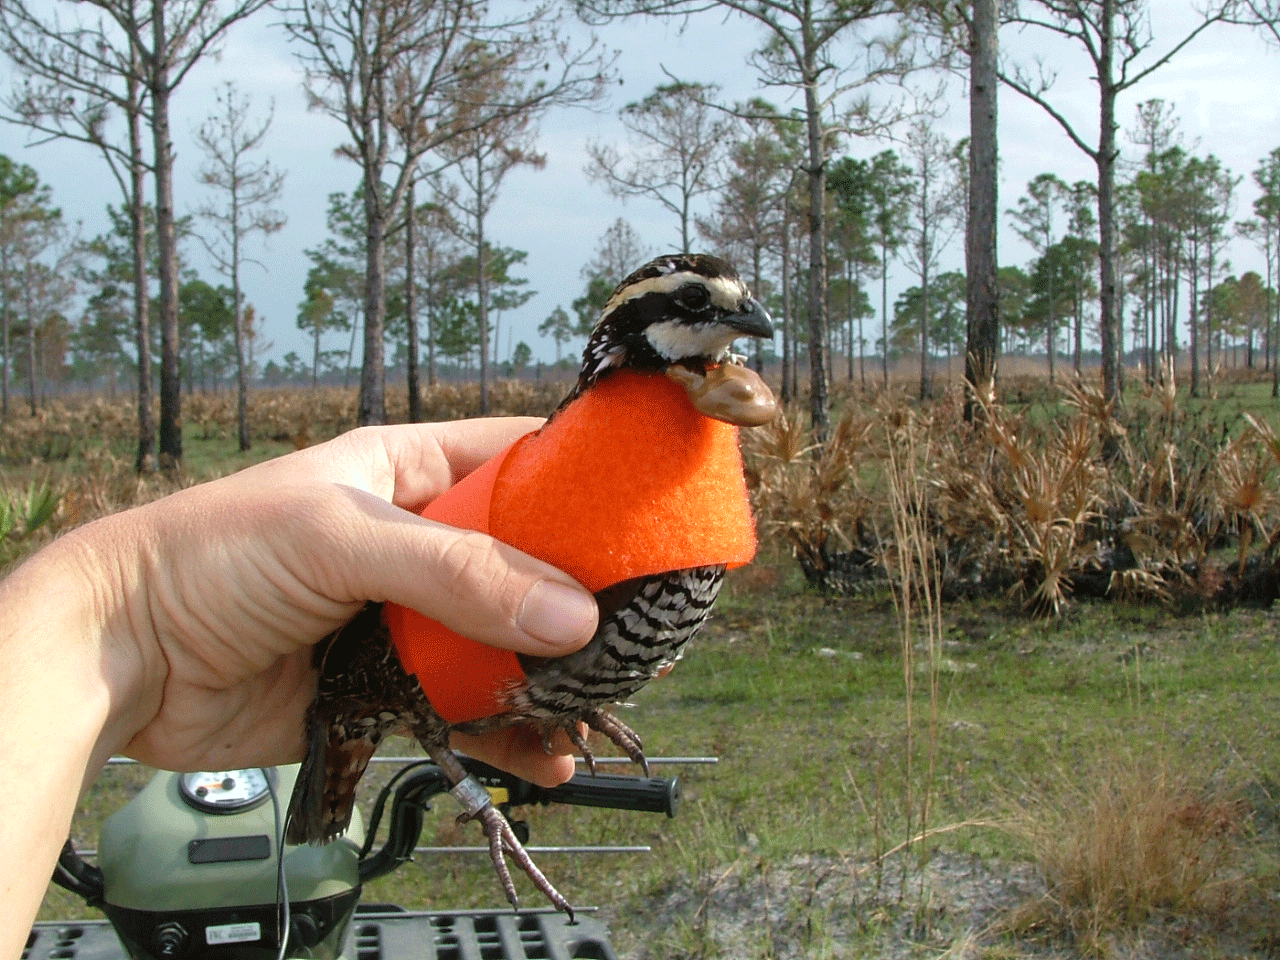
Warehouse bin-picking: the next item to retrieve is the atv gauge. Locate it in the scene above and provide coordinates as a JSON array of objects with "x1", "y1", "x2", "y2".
[{"x1": 178, "y1": 769, "x2": 274, "y2": 814}]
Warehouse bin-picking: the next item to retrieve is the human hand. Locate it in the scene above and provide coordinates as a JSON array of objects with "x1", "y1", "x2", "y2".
[
  {"x1": 0, "y1": 419, "x2": 602, "y2": 949},
  {"x1": 73, "y1": 419, "x2": 599, "y2": 785}
]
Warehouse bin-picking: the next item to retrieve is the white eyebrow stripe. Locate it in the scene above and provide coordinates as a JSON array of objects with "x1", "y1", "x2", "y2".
[
  {"x1": 704, "y1": 276, "x2": 749, "y2": 310},
  {"x1": 601, "y1": 272, "x2": 686, "y2": 315},
  {"x1": 600, "y1": 272, "x2": 748, "y2": 317}
]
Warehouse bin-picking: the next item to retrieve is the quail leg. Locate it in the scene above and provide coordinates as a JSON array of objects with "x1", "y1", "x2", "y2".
[
  {"x1": 583, "y1": 709, "x2": 649, "y2": 776},
  {"x1": 553, "y1": 722, "x2": 600, "y2": 775},
  {"x1": 425, "y1": 744, "x2": 575, "y2": 921},
  {"x1": 544, "y1": 710, "x2": 649, "y2": 776}
]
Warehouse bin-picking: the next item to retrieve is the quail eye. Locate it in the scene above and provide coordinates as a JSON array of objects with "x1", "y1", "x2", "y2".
[{"x1": 675, "y1": 284, "x2": 711, "y2": 311}]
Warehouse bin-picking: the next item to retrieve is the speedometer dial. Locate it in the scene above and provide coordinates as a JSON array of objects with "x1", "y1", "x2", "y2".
[{"x1": 178, "y1": 768, "x2": 274, "y2": 813}]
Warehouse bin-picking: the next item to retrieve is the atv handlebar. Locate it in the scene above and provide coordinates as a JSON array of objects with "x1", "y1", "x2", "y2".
[
  {"x1": 533, "y1": 768, "x2": 680, "y2": 816},
  {"x1": 357, "y1": 755, "x2": 679, "y2": 883}
]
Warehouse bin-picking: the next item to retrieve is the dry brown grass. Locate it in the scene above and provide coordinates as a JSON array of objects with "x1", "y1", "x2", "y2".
[
  {"x1": 220, "y1": 380, "x2": 569, "y2": 448},
  {"x1": 742, "y1": 405, "x2": 878, "y2": 586},
  {"x1": 1001, "y1": 752, "x2": 1260, "y2": 956},
  {"x1": 13, "y1": 369, "x2": 1280, "y2": 617},
  {"x1": 880, "y1": 401, "x2": 946, "y2": 889},
  {"x1": 0, "y1": 381, "x2": 573, "y2": 570},
  {"x1": 746, "y1": 371, "x2": 1280, "y2": 615},
  {"x1": 3, "y1": 381, "x2": 571, "y2": 458}
]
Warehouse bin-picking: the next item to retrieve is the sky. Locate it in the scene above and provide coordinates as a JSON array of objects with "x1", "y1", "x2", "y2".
[{"x1": 3, "y1": 3, "x2": 1280, "y2": 369}]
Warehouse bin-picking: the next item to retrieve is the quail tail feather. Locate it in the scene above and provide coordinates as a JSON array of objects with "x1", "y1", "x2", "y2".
[{"x1": 284, "y1": 712, "x2": 377, "y2": 845}]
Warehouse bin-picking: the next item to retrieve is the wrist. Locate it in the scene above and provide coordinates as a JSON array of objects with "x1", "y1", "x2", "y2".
[
  {"x1": 5, "y1": 511, "x2": 165, "y2": 772},
  {"x1": 0, "y1": 513, "x2": 164, "y2": 954}
]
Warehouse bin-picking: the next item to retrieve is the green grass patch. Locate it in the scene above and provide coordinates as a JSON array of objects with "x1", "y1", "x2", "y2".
[
  {"x1": 41, "y1": 557, "x2": 1280, "y2": 957},
  {"x1": 22, "y1": 381, "x2": 1280, "y2": 957}
]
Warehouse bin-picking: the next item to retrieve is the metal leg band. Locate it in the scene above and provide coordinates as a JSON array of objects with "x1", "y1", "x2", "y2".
[{"x1": 451, "y1": 775, "x2": 493, "y2": 817}]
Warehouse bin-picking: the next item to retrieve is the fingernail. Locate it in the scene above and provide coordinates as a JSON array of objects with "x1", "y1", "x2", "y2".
[{"x1": 519, "y1": 580, "x2": 597, "y2": 647}]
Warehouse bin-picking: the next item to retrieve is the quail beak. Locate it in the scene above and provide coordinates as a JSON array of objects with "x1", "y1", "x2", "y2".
[{"x1": 723, "y1": 297, "x2": 774, "y2": 341}]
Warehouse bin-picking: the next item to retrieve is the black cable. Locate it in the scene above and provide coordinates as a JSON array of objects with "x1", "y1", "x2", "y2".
[
  {"x1": 267, "y1": 770, "x2": 293, "y2": 960},
  {"x1": 359, "y1": 759, "x2": 438, "y2": 859}
]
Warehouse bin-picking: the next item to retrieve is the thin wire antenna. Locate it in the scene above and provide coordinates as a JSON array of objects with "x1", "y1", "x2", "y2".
[{"x1": 267, "y1": 771, "x2": 294, "y2": 960}]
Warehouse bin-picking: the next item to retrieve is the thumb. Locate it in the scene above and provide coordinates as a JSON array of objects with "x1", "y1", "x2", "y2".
[{"x1": 333, "y1": 489, "x2": 598, "y2": 657}]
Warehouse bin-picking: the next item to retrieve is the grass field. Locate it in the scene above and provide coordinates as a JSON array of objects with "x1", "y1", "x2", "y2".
[
  {"x1": 34, "y1": 555, "x2": 1280, "y2": 958},
  {"x1": 20, "y1": 376, "x2": 1280, "y2": 958}
]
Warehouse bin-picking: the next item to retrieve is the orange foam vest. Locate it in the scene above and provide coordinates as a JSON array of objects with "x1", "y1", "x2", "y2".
[{"x1": 386, "y1": 370, "x2": 757, "y2": 723}]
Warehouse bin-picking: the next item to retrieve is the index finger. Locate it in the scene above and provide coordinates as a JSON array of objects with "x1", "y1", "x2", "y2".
[
  {"x1": 302, "y1": 418, "x2": 545, "y2": 512},
  {"x1": 405, "y1": 417, "x2": 544, "y2": 505}
]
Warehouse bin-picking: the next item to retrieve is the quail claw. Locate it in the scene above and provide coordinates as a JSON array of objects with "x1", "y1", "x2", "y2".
[
  {"x1": 559, "y1": 722, "x2": 598, "y2": 775},
  {"x1": 584, "y1": 709, "x2": 650, "y2": 777},
  {"x1": 449, "y1": 773, "x2": 575, "y2": 920}
]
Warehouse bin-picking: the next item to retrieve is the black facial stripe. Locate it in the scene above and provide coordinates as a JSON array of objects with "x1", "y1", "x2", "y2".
[{"x1": 609, "y1": 287, "x2": 748, "y2": 336}]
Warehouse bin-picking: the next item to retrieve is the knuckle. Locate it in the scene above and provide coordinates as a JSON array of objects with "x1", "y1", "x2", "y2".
[{"x1": 434, "y1": 530, "x2": 518, "y2": 609}]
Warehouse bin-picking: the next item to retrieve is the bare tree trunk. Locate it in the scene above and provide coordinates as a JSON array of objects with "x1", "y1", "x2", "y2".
[
  {"x1": 1096, "y1": 0, "x2": 1123, "y2": 418},
  {"x1": 312, "y1": 322, "x2": 320, "y2": 389},
  {"x1": 1206, "y1": 240, "x2": 1220, "y2": 385},
  {"x1": 791, "y1": 265, "x2": 799, "y2": 400},
  {"x1": 751, "y1": 245, "x2": 765, "y2": 374},
  {"x1": 124, "y1": 57, "x2": 155, "y2": 472},
  {"x1": 233, "y1": 251, "x2": 249, "y2": 451},
  {"x1": 1272, "y1": 229, "x2": 1280, "y2": 396},
  {"x1": 427, "y1": 244, "x2": 437, "y2": 389},
  {"x1": 919, "y1": 241, "x2": 930, "y2": 400},
  {"x1": 1074, "y1": 302, "x2": 1082, "y2": 374},
  {"x1": 1046, "y1": 312, "x2": 1056, "y2": 384},
  {"x1": 24, "y1": 270, "x2": 35, "y2": 415},
  {"x1": 476, "y1": 165, "x2": 490, "y2": 416},
  {"x1": 360, "y1": 185, "x2": 387, "y2": 426},
  {"x1": 803, "y1": 75, "x2": 829, "y2": 440},
  {"x1": 151, "y1": 6, "x2": 182, "y2": 470},
  {"x1": 846, "y1": 255, "x2": 855, "y2": 382},
  {"x1": 1190, "y1": 243, "x2": 1201, "y2": 397},
  {"x1": 343, "y1": 309, "x2": 357, "y2": 388},
  {"x1": 964, "y1": 0, "x2": 999, "y2": 422},
  {"x1": 881, "y1": 244, "x2": 890, "y2": 389},
  {"x1": 130, "y1": 113, "x2": 154, "y2": 470},
  {"x1": 780, "y1": 209, "x2": 792, "y2": 407},
  {"x1": 859, "y1": 311, "x2": 866, "y2": 388},
  {"x1": 1, "y1": 248, "x2": 8, "y2": 420},
  {"x1": 405, "y1": 180, "x2": 421, "y2": 422}
]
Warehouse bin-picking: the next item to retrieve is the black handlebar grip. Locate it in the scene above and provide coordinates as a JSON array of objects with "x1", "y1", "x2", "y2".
[{"x1": 539, "y1": 772, "x2": 680, "y2": 818}]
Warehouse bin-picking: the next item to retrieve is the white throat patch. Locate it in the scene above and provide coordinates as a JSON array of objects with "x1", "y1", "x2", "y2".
[{"x1": 643, "y1": 319, "x2": 743, "y2": 363}]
